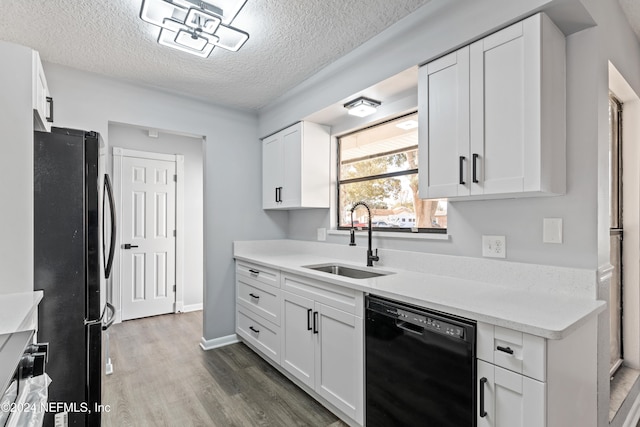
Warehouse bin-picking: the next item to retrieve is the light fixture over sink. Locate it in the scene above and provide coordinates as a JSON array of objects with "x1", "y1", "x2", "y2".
[
  {"x1": 140, "y1": 0, "x2": 249, "y2": 58},
  {"x1": 344, "y1": 97, "x2": 382, "y2": 118}
]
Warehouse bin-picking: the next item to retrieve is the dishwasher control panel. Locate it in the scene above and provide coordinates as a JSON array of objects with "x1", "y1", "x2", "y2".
[
  {"x1": 370, "y1": 297, "x2": 470, "y2": 341},
  {"x1": 395, "y1": 308, "x2": 465, "y2": 339}
]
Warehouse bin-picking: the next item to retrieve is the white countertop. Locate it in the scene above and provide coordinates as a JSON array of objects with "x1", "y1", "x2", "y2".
[
  {"x1": 234, "y1": 243, "x2": 605, "y2": 340},
  {"x1": 0, "y1": 291, "x2": 43, "y2": 335}
]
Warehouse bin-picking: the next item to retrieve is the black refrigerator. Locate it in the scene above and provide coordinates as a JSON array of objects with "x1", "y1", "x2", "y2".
[{"x1": 34, "y1": 127, "x2": 116, "y2": 427}]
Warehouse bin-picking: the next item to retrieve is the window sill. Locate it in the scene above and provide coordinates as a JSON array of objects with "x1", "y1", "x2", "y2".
[{"x1": 327, "y1": 229, "x2": 450, "y2": 241}]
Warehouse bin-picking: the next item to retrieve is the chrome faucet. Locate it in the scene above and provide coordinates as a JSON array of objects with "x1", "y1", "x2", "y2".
[{"x1": 349, "y1": 201, "x2": 379, "y2": 267}]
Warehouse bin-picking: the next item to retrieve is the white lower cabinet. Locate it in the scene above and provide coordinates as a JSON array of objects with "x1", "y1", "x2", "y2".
[
  {"x1": 235, "y1": 263, "x2": 364, "y2": 425},
  {"x1": 478, "y1": 360, "x2": 545, "y2": 427},
  {"x1": 281, "y1": 290, "x2": 363, "y2": 421},
  {"x1": 236, "y1": 307, "x2": 280, "y2": 364},
  {"x1": 280, "y1": 274, "x2": 364, "y2": 424},
  {"x1": 281, "y1": 290, "x2": 315, "y2": 387},
  {"x1": 477, "y1": 319, "x2": 597, "y2": 427}
]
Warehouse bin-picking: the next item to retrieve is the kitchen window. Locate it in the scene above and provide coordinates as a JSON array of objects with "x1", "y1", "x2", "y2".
[{"x1": 337, "y1": 112, "x2": 447, "y2": 232}]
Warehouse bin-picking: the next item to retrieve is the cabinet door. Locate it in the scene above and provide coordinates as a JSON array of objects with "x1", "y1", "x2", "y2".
[
  {"x1": 32, "y1": 51, "x2": 51, "y2": 132},
  {"x1": 470, "y1": 17, "x2": 539, "y2": 196},
  {"x1": 281, "y1": 290, "x2": 315, "y2": 388},
  {"x1": 419, "y1": 47, "x2": 470, "y2": 199},
  {"x1": 280, "y1": 123, "x2": 302, "y2": 208},
  {"x1": 314, "y1": 303, "x2": 363, "y2": 424},
  {"x1": 478, "y1": 360, "x2": 545, "y2": 427},
  {"x1": 262, "y1": 133, "x2": 283, "y2": 209}
]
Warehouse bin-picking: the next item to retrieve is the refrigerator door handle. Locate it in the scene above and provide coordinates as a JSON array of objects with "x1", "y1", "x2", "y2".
[
  {"x1": 103, "y1": 174, "x2": 116, "y2": 279},
  {"x1": 102, "y1": 302, "x2": 116, "y2": 331}
]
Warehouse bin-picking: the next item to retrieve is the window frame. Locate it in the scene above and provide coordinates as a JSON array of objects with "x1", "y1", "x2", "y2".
[{"x1": 336, "y1": 112, "x2": 446, "y2": 234}]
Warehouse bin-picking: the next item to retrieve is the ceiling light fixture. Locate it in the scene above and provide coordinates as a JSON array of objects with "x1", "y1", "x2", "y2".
[
  {"x1": 140, "y1": 0, "x2": 249, "y2": 58},
  {"x1": 344, "y1": 97, "x2": 382, "y2": 118}
]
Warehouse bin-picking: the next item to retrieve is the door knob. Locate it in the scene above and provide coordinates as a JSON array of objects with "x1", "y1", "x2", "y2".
[{"x1": 123, "y1": 244, "x2": 139, "y2": 250}]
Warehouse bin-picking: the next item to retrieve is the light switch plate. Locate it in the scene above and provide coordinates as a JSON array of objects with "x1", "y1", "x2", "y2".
[
  {"x1": 317, "y1": 228, "x2": 327, "y2": 241},
  {"x1": 482, "y1": 235, "x2": 506, "y2": 258},
  {"x1": 543, "y1": 218, "x2": 563, "y2": 244}
]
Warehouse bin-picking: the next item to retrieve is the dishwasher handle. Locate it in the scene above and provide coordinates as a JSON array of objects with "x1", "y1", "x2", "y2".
[{"x1": 396, "y1": 320, "x2": 423, "y2": 335}]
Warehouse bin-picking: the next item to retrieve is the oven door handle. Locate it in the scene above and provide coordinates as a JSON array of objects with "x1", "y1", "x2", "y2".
[{"x1": 395, "y1": 320, "x2": 423, "y2": 335}]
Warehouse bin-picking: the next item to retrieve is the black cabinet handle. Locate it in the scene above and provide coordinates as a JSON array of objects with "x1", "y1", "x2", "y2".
[
  {"x1": 276, "y1": 187, "x2": 283, "y2": 203},
  {"x1": 46, "y1": 96, "x2": 54, "y2": 123},
  {"x1": 313, "y1": 311, "x2": 319, "y2": 334},
  {"x1": 249, "y1": 326, "x2": 259, "y2": 334},
  {"x1": 275, "y1": 187, "x2": 279, "y2": 203},
  {"x1": 459, "y1": 156, "x2": 466, "y2": 185},
  {"x1": 472, "y1": 153, "x2": 479, "y2": 183},
  {"x1": 249, "y1": 293, "x2": 260, "y2": 300},
  {"x1": 123, "y1": 243, "x2": 138, "y2": 249},
  {"x1": 496, "y1": 345, "x2": 514, "y2": 355},
  {"x1": 307, "y1": 308, "x2": 312, "y2": 331},
  {"x1": 248, "y1": 269, "x2": 260, "y2": 276},
  {"x1": 480, "y1": 377, "x2": 488, "y2": 417}
]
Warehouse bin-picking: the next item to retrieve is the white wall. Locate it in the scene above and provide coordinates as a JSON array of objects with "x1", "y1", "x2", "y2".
[
  {"x1": 42, "y1": 63, "x2": 289, "y2": 341},
  {"x1": 108, "y1": 123, "x2": 204, "y2": 309}
]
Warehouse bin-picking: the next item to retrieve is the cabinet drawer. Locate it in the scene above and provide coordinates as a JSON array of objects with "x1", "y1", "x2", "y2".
[
  {"x1": 237, "y1": 277, "x2": 281, "y2": 326},
  {"x1": 237, "y1": 308, "x2": 280, "y2": 364},
  {"x1": 282, "y1": 273, "x2": 363, "y2": 316},
  {"x1": 477, "y1": 323, "x2": 546, "y2": 381},
  {"x1": 236, "y1": 262, "x2": 280, "y2": 288}
]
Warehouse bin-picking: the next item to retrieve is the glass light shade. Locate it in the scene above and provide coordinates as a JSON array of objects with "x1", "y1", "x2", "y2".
[
  {"x1": 158, "y1": 28, "x2": 215, "y2": 58},
  {"x1": 347, "y1": 103, "x2": 378, "y2": 117},
  {"x1": 345, "y1": 98, "x2": 381, "y2": 117}
]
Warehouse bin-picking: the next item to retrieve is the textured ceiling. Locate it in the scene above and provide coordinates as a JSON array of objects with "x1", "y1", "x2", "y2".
[{"x1": 0, "y1": 0, "x2": 431, "y2": 111}]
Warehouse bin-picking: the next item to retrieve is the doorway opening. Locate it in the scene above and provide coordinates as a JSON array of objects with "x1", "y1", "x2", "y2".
[
  {"x1": 608, "y1": 62, "x2": 640, "y2": 424},
  {"x1": 610, "y1": 94, "x2": 623, "y2": 376},
  {"x1": 108, "y1": 123, "x2": 204, "y2": 323}
]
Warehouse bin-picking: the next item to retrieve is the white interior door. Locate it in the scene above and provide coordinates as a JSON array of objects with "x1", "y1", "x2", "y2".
[{"x1": 121, "y1": 155, "x2": 176, "y2": 320}]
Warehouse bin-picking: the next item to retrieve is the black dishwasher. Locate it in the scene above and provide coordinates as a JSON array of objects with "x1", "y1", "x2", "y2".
[{"x1": 365, "y1": 295, "x2": 476, "y2": 427}]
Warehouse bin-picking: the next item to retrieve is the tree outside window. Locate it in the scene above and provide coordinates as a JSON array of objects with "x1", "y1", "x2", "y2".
[{"x1": 338, "y1": 112, "x2": 446, "y2": 232}]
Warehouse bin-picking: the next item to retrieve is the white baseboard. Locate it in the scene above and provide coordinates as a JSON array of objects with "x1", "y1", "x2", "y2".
[
  {"x1": 200, "y1": 334, "x2": 239, "y2": 351},
  {"x1": 181, "y1": 303, "x2": 203, "y2": 313},
  {"x1": 623, "y1": 393, "x2": 640, "y2": 427}
]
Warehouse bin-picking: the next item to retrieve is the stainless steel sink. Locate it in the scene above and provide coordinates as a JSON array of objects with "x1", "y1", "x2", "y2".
[{"x1": 303, "y1": 264, "x2": 392, "y2": 279}]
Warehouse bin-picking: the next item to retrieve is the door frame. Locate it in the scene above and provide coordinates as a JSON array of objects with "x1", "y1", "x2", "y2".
[{"x1": 111, "y1": 147, "x2": 185, "y2": 323}]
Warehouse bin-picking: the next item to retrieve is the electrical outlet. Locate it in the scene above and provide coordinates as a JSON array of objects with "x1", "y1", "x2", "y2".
[{"x1": 482, "y1": 235, "x2": 506, "y2": 258}]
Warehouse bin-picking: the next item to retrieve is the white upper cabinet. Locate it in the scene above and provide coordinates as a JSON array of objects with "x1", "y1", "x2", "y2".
[
  {"x1": 32, "y1": 51, "x2": 53, "y2": 132},
  {"x1": 419, "y1": 13, "x2": 566, "y2": 201},
  {"x1": 419, "y1": 46, "x2": 470, "y2": 199},
  {"x1": 262, "y1": 121, "x2": 330, "y2": 210}
]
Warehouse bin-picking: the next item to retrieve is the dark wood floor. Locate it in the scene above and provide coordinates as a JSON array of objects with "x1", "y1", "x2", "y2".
[{"x1": 103, "y1": 311, "x2": 348, "y2": 427}]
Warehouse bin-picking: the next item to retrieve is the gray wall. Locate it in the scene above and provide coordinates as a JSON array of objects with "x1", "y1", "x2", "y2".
[
  {"x1": 108, "y1": 123, "x2": 204, "y2": 309},
  {"x1": 43, "y1": 64, "x2": 289, "y2": 341},
  {"x1": 261, "y1": 0, "x2": 640, "y2": 273}
]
